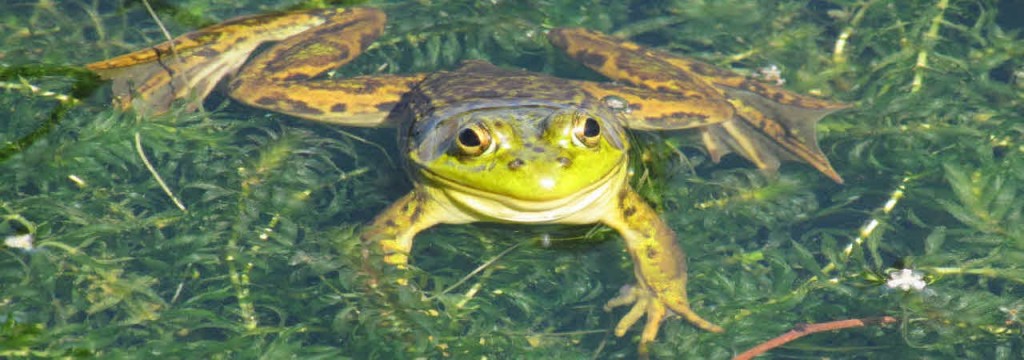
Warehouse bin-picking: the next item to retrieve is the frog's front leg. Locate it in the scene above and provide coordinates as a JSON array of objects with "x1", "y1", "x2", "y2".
[
  {"x1": 360, "y1": 190, "x2": 443, "y2": 277},
  {"x1": 602, "y1": 188, "x2": 722, "y2": 353}
]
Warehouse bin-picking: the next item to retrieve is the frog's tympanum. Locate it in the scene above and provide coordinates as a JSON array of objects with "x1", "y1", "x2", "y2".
[{"x1": 87, "y1": 8, "x2": 846, "y2": 354}]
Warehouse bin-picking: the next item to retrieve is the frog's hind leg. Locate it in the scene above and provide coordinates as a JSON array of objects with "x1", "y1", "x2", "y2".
[
  {"x1": 550, "y1": 28, "x2": 845, "y2": 183},
  {"x1": 87, "y1": 8, "x2": 423, "y2": 127},
  {"x1": 87, "y1": 9, "x2": 358, "y2": 114},
  {"x1": 227, "y1": 9, "x2": 426, "y2": 128},
  {"x1": 656, "y1": 49, "x2": 849, "y2": 182}
]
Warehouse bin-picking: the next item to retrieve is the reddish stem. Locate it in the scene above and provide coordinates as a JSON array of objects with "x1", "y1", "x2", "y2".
[{"x1": 733, "y1": 316, "x2": 898, "y2": 360}]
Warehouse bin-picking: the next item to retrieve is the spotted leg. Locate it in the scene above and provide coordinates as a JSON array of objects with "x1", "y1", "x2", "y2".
[
  {"x1": 87, "y1": 8, "x2": 425, "y2": 127},
  {"x1": 359, "y1": 190, "x2": 444, "y2": 286},
  {"x1": 602, "y1": 188, "x2": 723, "y2": 355}
]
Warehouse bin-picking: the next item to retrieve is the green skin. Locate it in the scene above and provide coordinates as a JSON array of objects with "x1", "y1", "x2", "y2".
[{"x1": 87, "y1": 7, "x2": 848, "y2": 355}]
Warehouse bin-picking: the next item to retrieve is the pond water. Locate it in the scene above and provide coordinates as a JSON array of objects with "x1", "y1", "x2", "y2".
[{"x1": 2, "y1": 1, "x2": 1023, "y2": 358}]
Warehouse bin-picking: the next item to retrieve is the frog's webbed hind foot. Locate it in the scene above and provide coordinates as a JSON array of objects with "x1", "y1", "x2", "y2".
[{"x1": 701, "y1": 88, "x2": 847, "y2": 183}]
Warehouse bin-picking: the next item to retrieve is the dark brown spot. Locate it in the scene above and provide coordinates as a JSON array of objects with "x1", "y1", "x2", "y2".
[
  {"x1": 623, "y1": 206, "x2": 636, "y2": 218},
  {"x1": 688, "y1": 61, "x2": 718, "y2": 76},
  {"x1": 384, "y1": 219, "x2": 397, "y2": 228},
  {"x1": 359, "y1": 33, "x2": 378, "y2": 50},
  {"x1": 647, "y1": 112, "x2": 710, "y2": 126},
  {"x1": 556, "y1": 156, "x2": 572, "y2": 168},
  {"x1": 281, "y1": 98, "x2": 323, "y2": 115},
  {"x1": 193, "y1": 47, "x2": 220, "y2": 58},
  {"x1": 547, "y1": 30, "x2": 568, "y2": 49},
  {"x1": 357, "y1": 79, "x2": 381, "y2": 94},
  {"x1": 375, "y1": 101, "x2": 398, "y2": 112},
  {"x1": 475, "y1": 89, "x2": 501, "y2": 98},
  {"x1": 654, "y1": 85, "x2": 683, "y2": 95},
  {"x1": 409, "y1": 202, "x2": 423, "y2": 224},
  {"x1": 330, "y1": 103, "x2": 348, "y2": 113},
  {"x1": 645, "y1": 246, "x2": 659, "y2": 260},
  {"x1": 576, "y1": 50, "x2": 608, "y2": 69},
  {"x1": 284, "y1": 73, "x2": 311, "y2": 82},
  {"x1": 532, "y1": 146, "x2": 545, "y2": 153},
  {"x1": 255, "y1": 97, "x2": 277, "y2": 106},
  {"x1": 313, "y1": 22, "x2": 352, "y2": 38},
  {"x1": 508, "y1": 158, "x2": 525, "y2": 170}
]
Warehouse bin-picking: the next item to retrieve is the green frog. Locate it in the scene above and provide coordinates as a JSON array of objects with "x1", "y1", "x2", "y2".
[{"x1": 87, "y1": 7, "x2": 846, "y2": 354}]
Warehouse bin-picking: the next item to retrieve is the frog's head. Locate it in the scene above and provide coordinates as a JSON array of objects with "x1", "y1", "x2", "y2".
[{"x1": 407, "y1": 103, "x2": 628, "y2": 220}]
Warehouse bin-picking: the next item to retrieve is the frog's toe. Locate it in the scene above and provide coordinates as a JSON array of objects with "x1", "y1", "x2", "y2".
[
  {"x1": 611, "y1": 297, "x2": 646, "y2": 337},
  {"x1": 658, "y1": 290, "x2": 724, "y2": 333},
  {"x1": 605, "y1": 285, "x2": 662, "y2": 336},
  {"x1": 604, "y1": 284, "x2": 669, "y2": 355},
  {"x1": 604, "y1": 283, "x2": 639, "y2": 312},
  {"x1": 379, "y1": 240, "x2": 410, "y2": 267}
]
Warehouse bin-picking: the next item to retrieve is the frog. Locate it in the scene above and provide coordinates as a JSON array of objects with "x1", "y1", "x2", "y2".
[{"x1": 86, "y1": 7, "x2": 846, "y2": 355}]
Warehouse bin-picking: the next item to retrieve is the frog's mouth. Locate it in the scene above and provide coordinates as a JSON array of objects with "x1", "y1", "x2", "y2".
[{"x1": 417, "y1": 162, "x2": 627, "y2": 224}]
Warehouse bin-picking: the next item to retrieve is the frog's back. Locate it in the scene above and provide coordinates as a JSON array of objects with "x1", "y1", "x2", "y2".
[
  {"x1": 398, "y1": 61, "x2": 599, "y2": 154},
  {"x1": 405, "y1": 60, "x2": 594, "y2": 121}
]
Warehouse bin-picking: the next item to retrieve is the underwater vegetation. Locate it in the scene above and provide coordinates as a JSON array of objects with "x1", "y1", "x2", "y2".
[{"x1": 2, "y1": 0, "x2": 1024, "y2": 358}]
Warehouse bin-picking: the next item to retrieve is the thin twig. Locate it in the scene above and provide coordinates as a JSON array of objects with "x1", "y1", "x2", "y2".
[
  {"x1": 428, "y1": 240, "x2": 524, "y2": 300},
  {"x1": 821, "y1": 176, "x2": 909, "y2": 276},
  {"x1": 134, "y1": 132, "x2": 188, "y2": 212},
  {"x1": 751, "y1": 177, "x2": 912, "y2": 316},
  {"x1": 734, "y1": 316, "x2": 898, "y2": 360},
  {"x1": 141, "y1": 0, "x2": 179, "y2": 58}
]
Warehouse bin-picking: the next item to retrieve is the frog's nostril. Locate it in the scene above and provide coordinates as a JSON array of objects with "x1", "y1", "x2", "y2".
[
  {"x1": 508, "y1": 158, "x2": 525, "y2": 170},
  {"x1": 556, "y1": 156, "x2": 572, "y2": 168}
]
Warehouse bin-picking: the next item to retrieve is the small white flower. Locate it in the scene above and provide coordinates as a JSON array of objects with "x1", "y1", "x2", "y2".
[
  {"x1": 4, "y1": 233, "x2": 34, "y2": 251},
  {"x1": 886, "y1": 268, "x2": 926, "y2": 291}
]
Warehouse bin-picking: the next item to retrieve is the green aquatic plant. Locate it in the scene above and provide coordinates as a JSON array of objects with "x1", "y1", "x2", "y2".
[{"x1": 2, "y1": 0, "x2": 1024, "y2": 358}]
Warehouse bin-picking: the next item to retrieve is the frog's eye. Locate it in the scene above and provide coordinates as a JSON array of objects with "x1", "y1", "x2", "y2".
[
  {"x1": 455, "y1": 123, "x2": 493, "y2": 156},
  {"x1": 571, "y1": 116, "x2": 601, "y2": 148}
]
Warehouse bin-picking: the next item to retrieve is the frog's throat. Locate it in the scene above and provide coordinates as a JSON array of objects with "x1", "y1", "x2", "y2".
[{"x1": 418, "y1": 163, "x2": 628, "y2": 225}]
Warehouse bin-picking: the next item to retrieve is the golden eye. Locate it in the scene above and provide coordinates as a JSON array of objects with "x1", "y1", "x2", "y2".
[
  {"x1": 572, "y1": 116, "x2": 601, "y2": 148},
  {"x1": 455, "y1": 123, "x2": 493, "y2": 156}
]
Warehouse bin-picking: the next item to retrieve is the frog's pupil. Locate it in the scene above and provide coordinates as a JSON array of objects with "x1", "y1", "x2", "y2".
[
  {"x1": 459, "y1": 128, "x2": 481, "y2": 147},
  {"x1": 583, "y1": 118, "x2": 600, "y2": 137}
]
